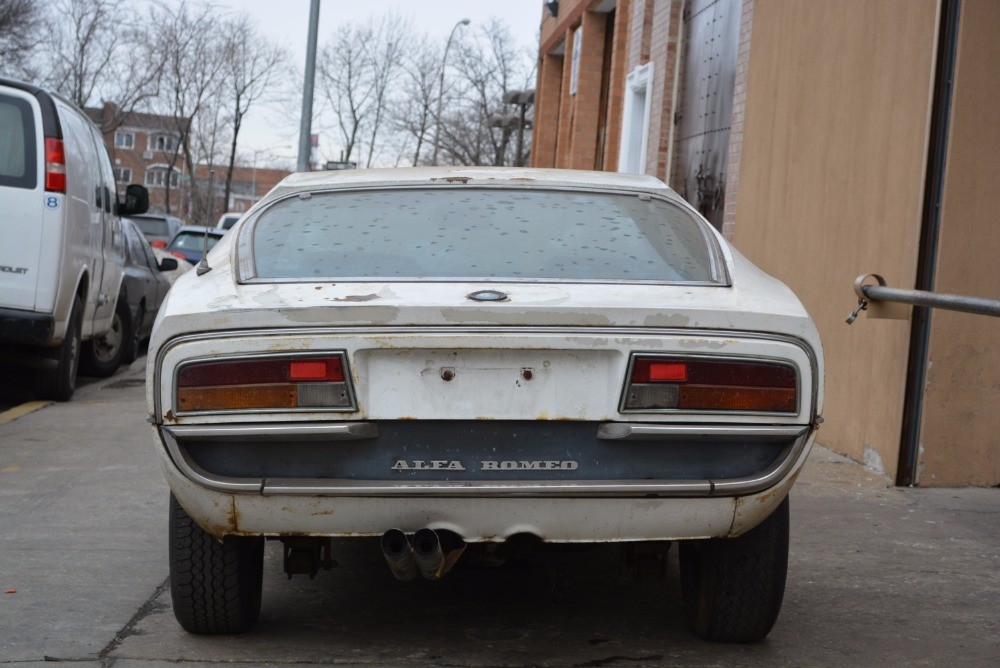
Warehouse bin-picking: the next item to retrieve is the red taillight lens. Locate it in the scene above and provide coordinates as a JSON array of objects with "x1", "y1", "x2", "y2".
[
  {"x1": 151, "y1": 240, "x2": 167, "y2": 248},
  {"x1": 623, "y1": 356, "x2": 797, "y2": 412},
  {"x1": 45, "y1": 138, "x2": 66, "y2": 192},
  {"x1": 176, "y1": 354, "x2": 351, "y2": 412},
  {"x1": 632, "y1": 360, "x2": 688, "y2": 382}
]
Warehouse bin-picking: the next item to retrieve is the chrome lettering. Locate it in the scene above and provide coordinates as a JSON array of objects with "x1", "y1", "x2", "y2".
[{"x1": 392, "y1": 459, "x2": 466, "y2": 471}]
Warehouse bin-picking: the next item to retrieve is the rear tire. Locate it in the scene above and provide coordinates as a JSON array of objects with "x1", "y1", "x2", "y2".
[
  {"x1": 34, "y1": 295, "x2": 82, "y2": 401},
  {"x1": 122, "y1": 303, "x2": 144, "y2": 364},
  {"x1": 679, "y1": 497, "x2": 789, "y2": 643},
  {"x1": 81, "y1": 296, "x2": 131, "y2": 377},
  {"x1": 169, "y1": 494, "x2": 264, "y2": 634}
]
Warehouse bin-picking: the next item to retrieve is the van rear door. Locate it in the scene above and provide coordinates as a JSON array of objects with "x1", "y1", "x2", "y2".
[{"x1": 0, "y1": 88, "x2": 44, "y2": 311}]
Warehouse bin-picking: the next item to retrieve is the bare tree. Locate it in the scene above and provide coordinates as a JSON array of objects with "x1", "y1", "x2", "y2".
[
  {"x1": 43, "y1": 0, "x2": 163, "y2": 132},
  {"x1": 187, "y1": 94, "x2": 231, "y2": 225},
  {"x1": 152, "y1": 1, "x2": 225, "y2": 215},
  {"x1": 0, "y1": 0, "x2": 45, "y2": 79},
  {"x1": 220, "y1": 15, "x2": 287, "y2": 209},
  {"x1": 439, "y1": 19, "x2": 535, "y2": 167},
  {"x1": 391, "y1": 37, "x2": 440, "y2": 166},
  {"x1": 317, "y1": 14, "x2": 409, "y2": 167}
]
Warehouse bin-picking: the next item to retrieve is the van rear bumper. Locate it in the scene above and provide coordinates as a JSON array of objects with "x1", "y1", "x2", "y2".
[{"x1": 0, "y1": 307, "x2": 54, "y2": 345}]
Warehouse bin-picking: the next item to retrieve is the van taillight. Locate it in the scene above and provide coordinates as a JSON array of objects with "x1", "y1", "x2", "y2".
[
  {"x1": 176, "y1": 354, "x2": 354, "y2": 412},
  {"x1": 45, "y1": 138, "x2": 66, "y2": 193},
  {"x1": 622, "y1": 356, "x2": 797, "y2": 413}
]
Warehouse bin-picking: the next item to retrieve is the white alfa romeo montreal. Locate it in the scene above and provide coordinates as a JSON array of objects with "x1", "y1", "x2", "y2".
[{"x1": 147, "y1": 167, "x2": 823, "y2": 641}]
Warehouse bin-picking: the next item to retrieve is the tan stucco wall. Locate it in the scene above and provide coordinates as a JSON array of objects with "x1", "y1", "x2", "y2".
[
  {"x1": 917, "y1": 0, "x2": 1000, "y2": 486},
  {"x1": 732, "y1": 0, "x2": 939, "y2": 477}
]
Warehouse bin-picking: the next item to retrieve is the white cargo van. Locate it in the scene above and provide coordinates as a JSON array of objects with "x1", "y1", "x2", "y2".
[{"x1": 0, "y1": 78, "x2": 149, "y2": 400}]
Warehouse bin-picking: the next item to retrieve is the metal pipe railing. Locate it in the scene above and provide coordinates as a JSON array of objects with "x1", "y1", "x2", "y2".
[{"x1": 846, "y1": 273, "x2": 1000, "y2": 324}]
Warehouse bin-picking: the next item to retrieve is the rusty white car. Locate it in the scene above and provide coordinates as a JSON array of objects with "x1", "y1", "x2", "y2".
[{"x1": 147, "y1": 167, "x2": 823, "y2": 641}]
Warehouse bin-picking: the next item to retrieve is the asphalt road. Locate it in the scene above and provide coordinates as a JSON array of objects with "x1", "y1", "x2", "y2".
[{"x1": 0, "y1": 359, "x2": 997, "y2": 666}]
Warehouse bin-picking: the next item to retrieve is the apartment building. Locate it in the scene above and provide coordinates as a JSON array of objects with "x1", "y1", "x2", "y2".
[{"x1": 86, "y1": 103, "x2": 188, "y2": 217}]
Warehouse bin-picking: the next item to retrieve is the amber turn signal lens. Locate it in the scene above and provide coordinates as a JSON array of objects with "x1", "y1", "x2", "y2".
[
  {"x1": 177, "y1": 385, "x2": 297, "y2": 411},
  {"x1": 678, "y1": 386, "x2": 797, "y2": 412}
]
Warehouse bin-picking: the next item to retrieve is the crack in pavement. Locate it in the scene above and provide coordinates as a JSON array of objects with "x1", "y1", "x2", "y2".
[{"x1": 98, "y1": 577, "x2": 170, "y2": 667}]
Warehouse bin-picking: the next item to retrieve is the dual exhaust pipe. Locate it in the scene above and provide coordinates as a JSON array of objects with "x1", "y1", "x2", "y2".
[{"x1": 381, "y1": 528, "x2": 466, "y2": 581}]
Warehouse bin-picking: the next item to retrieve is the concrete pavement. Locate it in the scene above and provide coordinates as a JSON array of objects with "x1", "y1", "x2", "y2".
[{"x1": 0, "y1": 360, "x2": 997, "y2": 666}]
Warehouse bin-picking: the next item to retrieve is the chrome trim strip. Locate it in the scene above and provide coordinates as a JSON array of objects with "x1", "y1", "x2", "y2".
[
  {"x1": 260, "y1": 479, "x2": 714, "y2": 497},
  {"x1": 164, "y1": 422, "x2": 378, "y2": 441},
  {"x1": 153, "y1": 326, "x2": 820, "y2": 425},
  {"x1": 161, "y1": 429, "x2": 261, "y2": 493},
  {"x1": 596, "y1": 423, "x2": 808, "y2": 441},
  {"x1": 158, "y1": 426, "x2": 814, "y2": 498}
]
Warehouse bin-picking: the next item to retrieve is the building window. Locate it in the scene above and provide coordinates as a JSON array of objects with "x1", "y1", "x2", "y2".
[
  {"x1": 149, "y1": 133, "x2": 178, "y2": 152},
  {"x1": 618, "y1": 62, "x2": 654, "y2": 174},
  {"x1": 144, "y1": 166, "x2": 180, "y2": 188},
  {"x1": 569, "y1": 26, "x2": 583, "y2": 96},
  {"x1": 114, "y1": 131, "x2": 134, "y2": 149},
  {"x1": 113, "y1": 167, "x2": 132, "y2": 183}
]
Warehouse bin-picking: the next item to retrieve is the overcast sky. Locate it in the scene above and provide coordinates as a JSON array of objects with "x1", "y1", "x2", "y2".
[{"x1": 202, "y1": 0, "x2": 544, "y2": 167}]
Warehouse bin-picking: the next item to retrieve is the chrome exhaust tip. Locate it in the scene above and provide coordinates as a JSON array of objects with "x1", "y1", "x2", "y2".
[
  {"x1": 412, "y1": 528, "x2": 467, "y2": 581},
  {"x1": 380, "y1": 528, "x2": 418, "y2": 581},
  {"x1": 413, "y1": 528, "x2": 446, "y2": 580}
]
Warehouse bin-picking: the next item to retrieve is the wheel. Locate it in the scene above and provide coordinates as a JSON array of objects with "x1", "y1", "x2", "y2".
[
  {"x1": 34, "y1": 295, "x2": 82, "y2": 401},
  {"x1": 679, "y1": 497, "x2": 789, "y2": 643},
  {"x1": 169, "y1": 494, "x2": 264, "y2": 634},
  {"x1": 122, "y1": 303, "x2": 144, "y2": 364},
  {"x1": 81, "y1": 295, "x2": 131, "y2": 377}
]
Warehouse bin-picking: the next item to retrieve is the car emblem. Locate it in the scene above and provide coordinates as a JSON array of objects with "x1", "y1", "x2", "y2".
[{"x1": 467, "y1": 289, "x2": 508, "y2": 302}]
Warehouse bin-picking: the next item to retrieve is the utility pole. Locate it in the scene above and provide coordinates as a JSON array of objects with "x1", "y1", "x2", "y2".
[{"x1": 297, "y1": 0, "x2": 321, "y2": 173}]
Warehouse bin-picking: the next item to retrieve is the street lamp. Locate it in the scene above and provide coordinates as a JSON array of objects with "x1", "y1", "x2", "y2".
[{"x1": 432, "y1": 18, "x2": 471, "y2": 166}]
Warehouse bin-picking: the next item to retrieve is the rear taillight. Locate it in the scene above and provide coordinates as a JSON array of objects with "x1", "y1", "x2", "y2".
[
  {"x1": 622, "y1": 356, "x2": 797, "y2": 413},
  {"x1": 176, "y1": 354, "x2": 354, "y2": 412},
  {"x1": 45, "y1": 138, "x2": 66, "y2": 193}
]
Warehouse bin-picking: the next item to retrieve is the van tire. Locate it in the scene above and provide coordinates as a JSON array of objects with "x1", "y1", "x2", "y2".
[
  {"x1": 679, "y1": 497, "x2": 789, "y2": 643},
  {"x1": 169, "y1": 494, "x2": 264, "y2": 634},
  {"x1": 81, "y1": 296, "x2": 131, "y2": 377},
  {"x1": 35, "y1": 296, "x2": 82, "y2": 401}
]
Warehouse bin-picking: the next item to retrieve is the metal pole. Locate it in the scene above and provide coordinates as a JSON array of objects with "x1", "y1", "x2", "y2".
[
  {"x1": 432, "y1": 18, "x2": 470, "y2": 166},
  {"x1": 297, "y1": 0, "x2": 321, "y2": 173},
  {"x1": 515, "y1": 100, "x2": 526, "y2": 167},
  {"x1": 861, "y1": 285, "x2": 1000, "y2": 318}
]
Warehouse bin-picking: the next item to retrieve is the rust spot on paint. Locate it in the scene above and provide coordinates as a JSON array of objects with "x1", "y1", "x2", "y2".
[
  {"x1": 163, "y1": 410, "x2": 176, "y2": 423},
  {"x1": 228, "y1": 498, "x2": 240, "y2": 532},
  {"x1": 431, "y1": 176, "x2": 471, "y2": 184}
]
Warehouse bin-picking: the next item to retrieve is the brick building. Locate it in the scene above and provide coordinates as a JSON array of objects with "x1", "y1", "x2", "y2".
[
  {"x1": 193, "y1": 164, "x2": 292, "y2": 222},
  {"x1": 531, "y1": 0, "x2": 1000, "y2": 487},
  {"x1": 85, "y1": 103, "x2": 188, "y2": 217}
]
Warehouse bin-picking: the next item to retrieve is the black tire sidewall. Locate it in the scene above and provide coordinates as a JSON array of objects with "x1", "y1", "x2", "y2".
[
  {"x1": 81, "y1": 296, "x2": 131, "y2": 377},
  {"x1": 679, "y1": 497, "x2": 790, "y2": 643},
  {"x1": 35, "y1": 295, "x2": 82, "y2": 401}
]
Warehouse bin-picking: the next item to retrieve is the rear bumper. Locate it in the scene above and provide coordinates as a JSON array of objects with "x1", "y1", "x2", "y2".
[
  {"x1": 0, "y1": 307, "x2": 54, "y2": 346},
  {"x1": 156, "y1": 422, "x2": 817, "y2": 542}
]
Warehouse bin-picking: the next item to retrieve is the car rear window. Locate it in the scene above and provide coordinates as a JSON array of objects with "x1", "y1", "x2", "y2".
[
  {"x1": 170, "y1": 231, "x2": 221, "y2": 252},
  {"x1": 135, "y1": 217, "x2": 170, "y2": 238},
  {"x1": 0, "y1": 94, "x2": 37, "y2": 190},
  {"x1": 247, "y1": 188, "x2": 723, "y2": 284}
]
